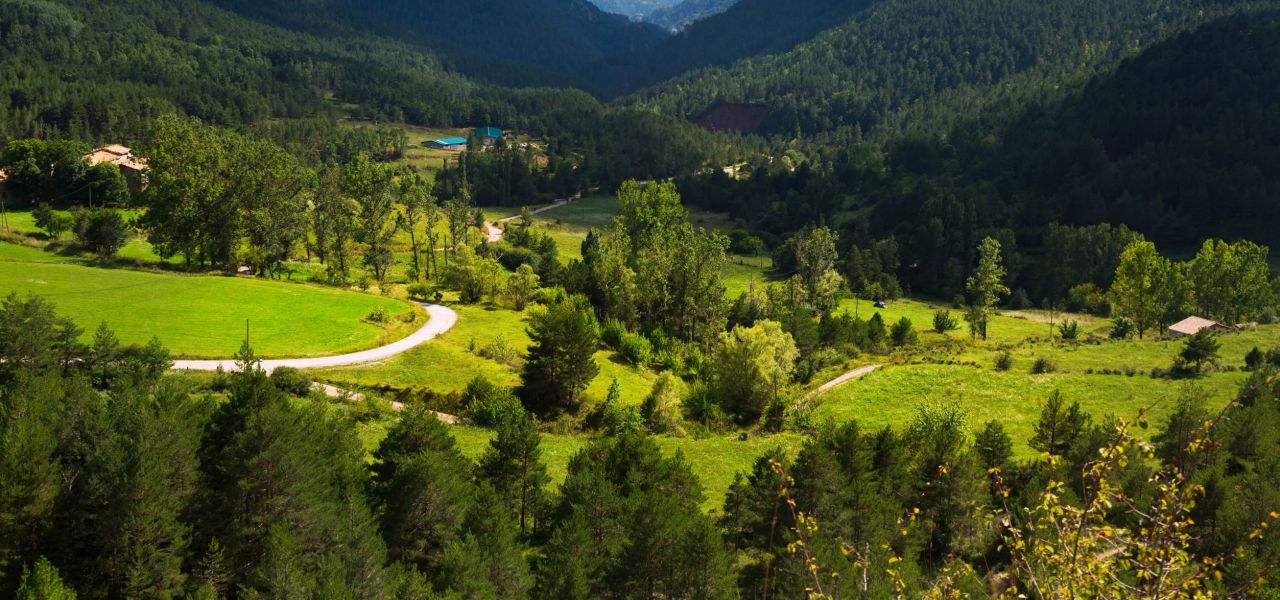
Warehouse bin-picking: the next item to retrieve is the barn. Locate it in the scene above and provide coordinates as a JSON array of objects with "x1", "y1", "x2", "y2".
[
  {"x1": 426, "y1": 137, "x2": 468, "y2": 151},
  {"x1": 1167, "y1": 316, "x2": 1234, "y2": 337}
]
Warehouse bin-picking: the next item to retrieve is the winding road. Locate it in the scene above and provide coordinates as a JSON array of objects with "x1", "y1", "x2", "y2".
[
  {"x1": 172, "y1": 303, "x2": 459, "y2": 373},
  {"x1": 485, "y1": 197, "x2": 574, "y2": 243}
]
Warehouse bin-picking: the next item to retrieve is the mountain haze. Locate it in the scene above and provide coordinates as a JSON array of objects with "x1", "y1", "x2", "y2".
[{"x1": 646, "y1": 0, "x2": 738, "y2": 30}]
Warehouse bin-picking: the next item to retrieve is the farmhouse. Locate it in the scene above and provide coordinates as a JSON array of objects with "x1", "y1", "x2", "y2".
[
  {"x1": 472, "y1": 126, "x2": 504, "y2": 147},
  {"x1": 426, "y1": 137, "x2": 468, "y2": 151},
  {"x1": 1167, "y1": 316, "x2": 1234, "y2": 337},
  {"x1": 84, "y1": 145, "x2": 148, "y2": 194}
]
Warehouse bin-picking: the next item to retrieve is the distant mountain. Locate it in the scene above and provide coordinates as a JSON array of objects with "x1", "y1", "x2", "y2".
[
  {"x1": 589, "y1": 0, "x2": 682, "y2": 18},
  {"x1": 646, "y1": 0, "x2": 737, "y2": 30}
]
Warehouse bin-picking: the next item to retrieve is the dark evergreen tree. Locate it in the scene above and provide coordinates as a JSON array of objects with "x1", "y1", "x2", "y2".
[{"x1": 518, "y1": 296, "x2": 600, "y2": 416}]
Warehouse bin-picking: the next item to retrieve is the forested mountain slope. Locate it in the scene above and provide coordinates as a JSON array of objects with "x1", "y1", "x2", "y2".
[
  {"x1": 927, "y1": 13, "x2": 1280, "y2": 246},
  {"x1": 625, "y1": 0, "x2": 1279, "y2": 137},
  {"x1": 0, "y1": 0, "x2": 728, "y2": 186},
  {"x1": 0, "y1": 0, "x2": 474, "y2": 141},
  {"x1": 601, "y1": 0, "x2": 871, "y2": 94},
  {"x1": 678, "y1": 13, "x2": 1280, "y2": 297},
  {"x1": 208, "y1": 0, "x2": 666, "y2": 86}
]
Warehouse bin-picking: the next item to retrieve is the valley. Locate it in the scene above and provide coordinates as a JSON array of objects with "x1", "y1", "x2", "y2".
[{"x1": 3, "y1": 0, "x2": 1280, "y2": 597}]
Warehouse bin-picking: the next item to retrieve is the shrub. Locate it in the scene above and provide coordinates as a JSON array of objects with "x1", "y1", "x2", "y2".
[
  {"x1": 890, "y1": 316, "x2": 918, "y2": 347},
  {"x1": 1110, "y1": 317, "x2": 1136, "y2": 340},
  {"x1": 1058, "y1": 320, "x2": 1080, "y2": 341},
  {"x1": 33, "y1": 203, "x2": 73, "y2": 238},
  {"x1": 1259, "y1": 308, "x2": 1277, "y2": 325},
  {"x1": 463, "y1": 375, "x2": 524, "y2": 427},
  {"x1": 366, "y1": 306, "x2": 389, "y2": 323},
  {"x1": 269, "y1": 367, "x2": 313, "y2": 396},
  {"x1": 1246, "y1": 346, "x2": 1265, "y2": 371},
  {"x1": 1177, "y1": 329, "x2": 1221, "y2": 374},
  {"x1": 1066, "y1": 283, "x2": 1110, "y2": 316},
  {"x1": 477, "y1": 335, "x2": 521, "y2": 368},
  {"x1": 406, "y1": 282, "x2": 433, "y2": 301},
  {"x1": 73, "y1": 208, "x2": 129, "y2": 258},
  {"x1": 600, "y1": 318, "x2": 627, "y2": 349},
  {"x1": 1031, "y1": 357, "x2": 1057, "y2": 374},
  {"x1": 531, "y1": 286, "x2": 569, "y2": 306},
  {"x1": 995, "y1": 351, "x2": 1014, "y2": 372},
  {"x1": 640, "y1": 373, "x2": 685, "y2": 435},
  {"x1": 932, "y1": 309, "x2": 960, "y2": 333},
  {"x1": 682, "y1": 382, "x2": 727, "y2": 432},
  {"x1": 618, "y1": 331, "x2": 653, "y2": 366}
]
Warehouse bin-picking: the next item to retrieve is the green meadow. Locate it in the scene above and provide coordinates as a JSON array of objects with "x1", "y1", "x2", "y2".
[
  {"x1": 810, "y1": 363, "x2": 1247, "y2": 460},
  {"x1": 311, "y1": 301, "x2": 660, "y2": 404},
  {"x1": 0, "y1": 260, "x2": 416, "y2": 358}
]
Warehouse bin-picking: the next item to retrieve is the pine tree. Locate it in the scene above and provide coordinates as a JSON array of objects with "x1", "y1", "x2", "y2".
[
  {"x1": 373, "y1": 407, "x2": 473, "y2": 576},
  {"x1": 1030, "y1": 391, "x2": 1090, "y2": 457},
  {"x1": 477, "y1": 411, "x2": 550, "y2": 536},
  {"x1": 518, "y1": 296, "x2": 600, "y2": 416},
  {"x1": 974, "y1": 420, "x2": 1013, "y2": 469},
  {"x1": 15, "y1": 557, "x2": 76, "y2": 600}
]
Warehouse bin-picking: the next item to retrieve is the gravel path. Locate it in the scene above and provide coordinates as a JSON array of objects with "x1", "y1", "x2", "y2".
[
  {"x1": 808, "y1": 364, "x2": 882, "y2": 398},
  {"x1": 485, "y1": 198, "x2": 574, "y2": 243},
  {"x1": 172, "y1": 303, "x2": 459, "y2": 373}
]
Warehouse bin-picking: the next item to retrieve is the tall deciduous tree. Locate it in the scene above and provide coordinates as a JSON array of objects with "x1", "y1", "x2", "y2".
[
  {"x1": 343, "y1": 153, "x2": 397, "y2": 282},
  {"x1": 586, "y1": 180, "x2": 729, "y2": 346},
  {"x1": 1188, "y1": 239, "x2": 1273, "y2": 325},
  {"x1": 792, "y1": 226, "x2": 842, "y2": 312},
  {"x1": 397, "y1": 174, "x2": 435, "y2": 282},
  {"x1": 712, "y1": 320, "x2": 799, "y2": 424},
  {"x1": 1111, "y1": 240, "x2": 1173, "y2": 339},
  {"x1": 963, "y1": 237, "x2": 1009, "y2": 340}
]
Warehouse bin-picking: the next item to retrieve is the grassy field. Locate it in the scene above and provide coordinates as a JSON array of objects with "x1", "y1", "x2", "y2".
[
  {"x1": 361, "y1": 122, "x2": 466, "y2": 180},
  {"x1": 941, "y1": 324, "x2": 1280, "y2": 374},
  {"x1": 811, "y1": 363, "x2": 1246, "y2": 460},
  {"x1": 310, "y1": 302, "x2": 660, "y2": 403},
  {"x1": 3, "y1": 208, "x2": 172, "y2": 264},
  {"x1": 0, "y1": 260, "x2": 417, "y2": 358}
]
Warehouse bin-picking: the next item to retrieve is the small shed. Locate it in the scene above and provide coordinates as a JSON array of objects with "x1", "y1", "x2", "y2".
[
  {"x1": 426, "y1": 137, "x2": 468, "y2": 151},
  {"x1": 1167, "y1": 316, "x2": 1233, "y2": 337}
]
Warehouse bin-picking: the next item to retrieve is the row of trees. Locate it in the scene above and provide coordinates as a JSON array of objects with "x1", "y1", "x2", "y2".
[
  {"x1": 1110, "y1": 238, "x2": 1277, "y2": 338},
  {"x1": 140, "y1": 114, "x2": 486, "y2": 283}
]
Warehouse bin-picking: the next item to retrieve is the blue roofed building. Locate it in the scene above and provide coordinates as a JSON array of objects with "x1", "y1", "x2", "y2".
[
  {"x1": 426, "y1": 137, "x2": 468, "y2": 151},
  {"x1": 472, "y1": 126, "x2": 504, "y2": 147}
]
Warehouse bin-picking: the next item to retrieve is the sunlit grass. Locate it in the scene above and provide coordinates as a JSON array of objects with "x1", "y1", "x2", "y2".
[{"x1": 0, "y1": 260, "x2": 414, "y2": 358}]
